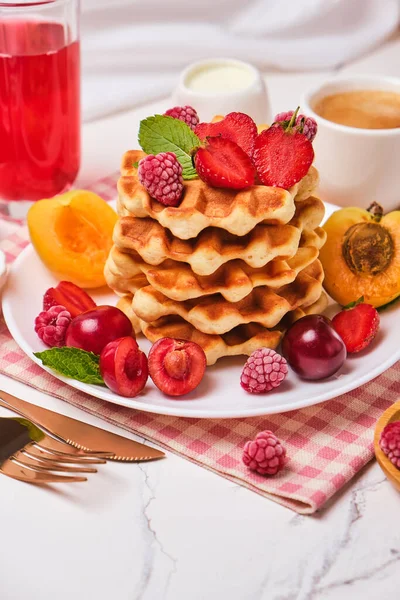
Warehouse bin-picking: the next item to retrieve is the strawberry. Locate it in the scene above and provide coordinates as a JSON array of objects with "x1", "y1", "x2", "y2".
[
  {"x1": 332, "y1": 299, "x2": 380, "y2": 353},
  {"x1": 253, "y1": 108, "x2": 314, "y2": 189},
  {"x1": 43, "y1": 281, "x2": 96, "y2": 318},
  {"x1": 194, "y1": 112, "x2": 258, "y2": 158},
  {"x1": 194, "y1": 137, "x2": 255, "y2": 190}
]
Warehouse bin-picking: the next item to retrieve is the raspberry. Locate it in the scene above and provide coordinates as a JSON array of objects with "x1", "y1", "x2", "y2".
[
  {"x1": 240, "y1": 348, "x2": 288, "y2": 393},
  {"x1": 379, "y1": 421, "x2": 400, "y2": 470},
  {"x1": 34, "y1": 305, "x2": 72, "y2": 347},
  {"x1": 164, "y1": 105, "x2": 199, "y2": 131},
  {"x1": 243, "y1": 430, "x2": 286, "y2": 476},
  {"x1": 138, "y1": 152, "x2": 184, "y2": 207},
  {"x1": 274, "y1": 110, "x2": 318, "y2": 142}
]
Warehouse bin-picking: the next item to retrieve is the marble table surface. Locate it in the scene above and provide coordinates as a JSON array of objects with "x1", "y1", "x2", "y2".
[{"x1": 1, "y1": 37, "x2": 400, "y2": 600}]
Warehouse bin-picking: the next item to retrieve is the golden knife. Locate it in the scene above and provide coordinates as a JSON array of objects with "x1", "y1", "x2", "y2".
[{"x1": 0, "y1": 391, "x2": 165, "y2": 462}]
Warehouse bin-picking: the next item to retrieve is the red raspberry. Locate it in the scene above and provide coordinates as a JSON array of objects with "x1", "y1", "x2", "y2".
[
  {"x1": 35, "y1": 305, "x2": 72, "y2": 347},
  {"x1": 240, "y1": 348, "x2": 288, "y2": 393},
  {"x1": 164, "y1": 105, "x2": 199, "y2": 131},
  {"x1": 274, "y1": 110, "x2": 318, "y2": 142},
  {"x1": 243, "y1": 430, "x2": 286, "y2": 476},
  {"x1": 138, "y1": 152, "x2": 184, "y2": 207},
  {"x1": 379, "y1": 421, "x2": 400, "y2": 470}
]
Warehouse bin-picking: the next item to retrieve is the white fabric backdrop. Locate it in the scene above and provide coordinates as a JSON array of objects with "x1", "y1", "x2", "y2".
[{"x1": 80, "y1": 0, "x2": 400, "y2": 121}]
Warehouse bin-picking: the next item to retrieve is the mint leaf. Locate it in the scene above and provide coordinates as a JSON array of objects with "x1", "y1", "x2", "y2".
[
  {"x1": 138, "y1": 115, "x2": 199, "y2": 180},
  {"x1": 34, "y1": 347, "x2": 104, "y2": 386}
]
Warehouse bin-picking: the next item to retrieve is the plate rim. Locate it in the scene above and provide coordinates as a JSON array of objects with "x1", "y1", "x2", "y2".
[{"x1": 2, "y1": 244, "x2": 400, "y2": 419}]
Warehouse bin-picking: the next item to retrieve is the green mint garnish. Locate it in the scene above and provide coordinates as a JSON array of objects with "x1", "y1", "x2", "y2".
[
  {"x1": 138, "y1": 115, "x2": 200, "y2": 180},
  {"x1": 34, "y1": 347, "x2": 104, "y2": 386}
]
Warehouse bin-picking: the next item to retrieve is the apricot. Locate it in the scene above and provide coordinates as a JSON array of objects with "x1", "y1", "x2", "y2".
[
  {"x1": 319, "y1": 203, "x2": 400, "y2": 307},
  {"x1": 28, "y1": 190, "x2": 117, "y2": 288}
]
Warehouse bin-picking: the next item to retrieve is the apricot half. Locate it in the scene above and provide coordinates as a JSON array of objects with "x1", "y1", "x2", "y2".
[
  {"x1": 319, "y1": 204, "x2": 400, "y2": 307},
  {"x1": 28, "y1": 190, "x2": 117, "y2": 288}
]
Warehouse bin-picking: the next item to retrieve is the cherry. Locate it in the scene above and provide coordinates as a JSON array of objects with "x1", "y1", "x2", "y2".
[
  {"x1": 148, "y1": 338, "x2": 206, "y2": 397},
  {"x1": 65, "y1": 306, "x2": 133, "y2": 355},
  {"x1": 100, "y1": 337, "x2": 148, "y2": 397},
  {"x1": 281, "y1": 315, "x2": 346, "y2": 380}
]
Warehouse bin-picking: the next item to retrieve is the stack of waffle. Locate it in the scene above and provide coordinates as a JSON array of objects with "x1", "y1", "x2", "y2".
[{"x1": 105, "y1": 150, "x2": 328, "y2": 365}]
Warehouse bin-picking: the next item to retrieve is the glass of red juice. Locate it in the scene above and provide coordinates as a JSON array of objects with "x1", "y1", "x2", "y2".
[{"x1": 0, "y1": 0, "x2": 80, "y2": 215}]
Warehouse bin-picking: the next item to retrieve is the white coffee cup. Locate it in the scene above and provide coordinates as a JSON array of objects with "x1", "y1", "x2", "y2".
[
  {"x1": 173, "y1": 58, "x2": 271, "y2": 124},
  {"x1": 301, "y1": 75, "x2": 400, "y2": 212}
]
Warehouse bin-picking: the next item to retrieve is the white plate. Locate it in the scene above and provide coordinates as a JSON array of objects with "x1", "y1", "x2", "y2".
[{"x1": 2, "y1": 244, "x2": 399, "y2": 419}]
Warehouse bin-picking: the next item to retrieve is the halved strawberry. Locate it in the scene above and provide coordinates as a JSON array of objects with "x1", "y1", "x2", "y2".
[
  {"x1": 195, "y1": 112, "x2": 258, "y2": 158},
  {"x1": 194, "y1": 137, "x2": 255, "y2": 190},
  {"x1": 253, "y1": 113, "x2": 314, "y2": 189},
  {"x1": 43, "y1": 281, "x2": 96, "y2": 318},
  {"x1": 332, "y1": 301, "x2": 380, "y2": 353}
]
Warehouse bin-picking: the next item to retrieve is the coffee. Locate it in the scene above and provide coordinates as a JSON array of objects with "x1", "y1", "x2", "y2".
[{"x1": 313, "y1": 90, "x2": 400, "y2": 129}]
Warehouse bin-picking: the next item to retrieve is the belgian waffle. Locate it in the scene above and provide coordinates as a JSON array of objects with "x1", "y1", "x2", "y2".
[
  {"x1": 109, "y1": 146, "x2": 326, "y2": 365},
  {"x1": 117, "y1": 150, "x2": 319, "y2": 239},
  {"x1": 117, "y1": 292, "x2": 328, "y2": 366},
  {"x1": 130, "y1": 261, "x2": 324, "y2": 335},
  {"x1": 105, "y1": 236, "x2": 325, "y2": 302},
  {"x1": 111, "y1": 196, "x2": 325, "y2": 276}
]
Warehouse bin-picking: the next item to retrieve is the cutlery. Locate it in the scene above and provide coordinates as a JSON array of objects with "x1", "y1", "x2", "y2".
[
  {"x1": 0, "y1": 417, "x2": 112, "y2": 484},
  {"x1": 0, "y1": 390, "x2": 165, "y2": 462}
]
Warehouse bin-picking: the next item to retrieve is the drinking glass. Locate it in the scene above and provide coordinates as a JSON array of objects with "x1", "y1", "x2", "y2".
[{"x1": 0, "y1": 0, "x2": 80, "y2": 215}]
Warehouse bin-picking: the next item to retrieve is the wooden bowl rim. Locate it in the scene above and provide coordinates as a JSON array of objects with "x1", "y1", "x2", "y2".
[{"x1": 374, "y1": 400, "x2": 400, "y2": 489}]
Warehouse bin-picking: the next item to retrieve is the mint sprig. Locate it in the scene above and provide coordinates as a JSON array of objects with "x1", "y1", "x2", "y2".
[
  {"x1": 138, "y1": 115, "x2": 200, "y2": 180},
  {"x1": 34, "y1": 347, "x2": 104, "y2": 386}
]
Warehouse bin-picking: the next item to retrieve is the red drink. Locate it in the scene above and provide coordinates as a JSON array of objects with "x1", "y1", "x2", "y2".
[{"x1": 0, "y1": 19, "x2": 80, "y2": 201}]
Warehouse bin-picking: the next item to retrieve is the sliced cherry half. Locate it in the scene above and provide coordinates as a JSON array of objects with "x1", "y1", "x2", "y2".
[
  {"x1": 148, "y1": 338, "x2": 206, "y2": 397},
  {"x1": 100, "y1": 337, "x2": 148, "y2": 397}
]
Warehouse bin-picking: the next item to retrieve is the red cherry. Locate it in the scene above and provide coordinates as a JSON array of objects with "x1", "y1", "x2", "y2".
[
  {"x1": 65, "y1": 306, "x2": 133, "y2": 355},
  {"x1": 282, "y1": 315, "x2": 346, "y2": 380},
  {"x1": 148, "y1": 337, "x2": 206, "y2": 397},
  {"x1": 100, "y1": 337, "x2": 148, "y2": 397}
]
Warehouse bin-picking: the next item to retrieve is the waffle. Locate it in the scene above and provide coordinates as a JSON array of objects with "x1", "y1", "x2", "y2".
[
  {"x1": 287, "y1": 290, "x2": 328, "y2": 323},
  {"x1": 117, "y1": 150, "x2": 319, "y2": 239},
  {"x1": 117, "y1": 292, "x2": 328, "y2": 366},
  {"x1": 105, "y1": 233, "x2": 325, "y2": 302},
  {"x1": 117, "y1": 295, "x2": 141, "y2": 334},
  {"x1": 130, "y1": 260, "x2": 324, "y2": 335},
  {"x1": 112, "y1": 196, "x2": 325, "y2": 277}
]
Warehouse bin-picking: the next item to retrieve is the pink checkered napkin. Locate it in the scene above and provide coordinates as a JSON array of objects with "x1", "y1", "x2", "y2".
[{"x1": 0, "y1": 173, "x2": 398, "y2": 515}]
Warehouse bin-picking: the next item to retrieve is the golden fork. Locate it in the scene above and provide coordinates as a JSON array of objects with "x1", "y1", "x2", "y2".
[{"x1": 0, "y1": 417, "x2": 113, "y2": 484}]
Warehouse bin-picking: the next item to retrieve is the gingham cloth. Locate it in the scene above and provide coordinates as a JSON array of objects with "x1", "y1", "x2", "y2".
[{"x1": 0, "y1": 174, "x2": 398, "y2": 514}]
